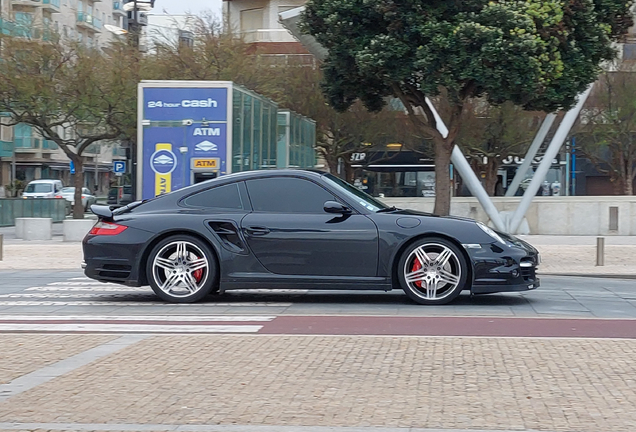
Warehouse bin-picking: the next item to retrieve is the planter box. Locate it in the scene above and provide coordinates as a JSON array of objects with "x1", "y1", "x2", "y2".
[
  {"x1": 63, "y1": 219, "x2": 96, "y2": 242},
  {"x1": 15, "y1": 217, "x2": 52, "y2": 241}
]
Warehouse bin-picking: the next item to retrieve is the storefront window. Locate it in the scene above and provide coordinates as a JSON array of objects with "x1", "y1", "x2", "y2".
[
  {"x1": 252, "y1": 98, "x2": 261, "y2": 170},
  {"x1": 242, "y1": 94, "x2": 252, "y2": 171},
  {"x1": 232, "y1": 90, "x2": 242, "y2": 173}
]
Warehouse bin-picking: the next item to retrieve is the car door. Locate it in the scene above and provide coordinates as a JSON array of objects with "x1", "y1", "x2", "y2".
[{"x1": 242, "y1": 176, "x2": 379, "y2": 277}]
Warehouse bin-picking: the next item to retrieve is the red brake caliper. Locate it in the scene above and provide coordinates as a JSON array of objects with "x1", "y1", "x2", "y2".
[
  {"x1": 193, "y1": 256, "x2": 203, "y2": 283},
  {"x1": 411, "y1": 258, "x2": 422, "y2": 287}
]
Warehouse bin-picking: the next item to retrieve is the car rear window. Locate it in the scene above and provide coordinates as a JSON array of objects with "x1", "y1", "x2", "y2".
[{"x1": 182, "y1": 183, "x2": 244, "y2": 210}]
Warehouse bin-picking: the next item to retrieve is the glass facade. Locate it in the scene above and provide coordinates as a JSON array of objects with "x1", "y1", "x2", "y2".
[
  {"x1": 231, "y1": 86, "x2": 278, "y2": 173},
  {"x1": 276, "y1": 110, "x2": 316, "y2": 169}
]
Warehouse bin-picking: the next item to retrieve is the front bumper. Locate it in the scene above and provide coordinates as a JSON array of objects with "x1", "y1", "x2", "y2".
[{"x1": 466, "y1": 239, "x2": 540, "y2": 294}]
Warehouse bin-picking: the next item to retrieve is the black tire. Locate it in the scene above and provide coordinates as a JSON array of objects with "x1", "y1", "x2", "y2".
[
  {"x1": 397, "y1": 236, "x2": 469, "y2": 305},
  {"x1": 146, "y1": 234, "x2": 218, "y2": 303}
]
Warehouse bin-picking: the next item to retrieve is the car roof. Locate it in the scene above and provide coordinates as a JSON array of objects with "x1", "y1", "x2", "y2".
[{"x1": 206, "y1": 169, "x2": 325, "y2": 184}]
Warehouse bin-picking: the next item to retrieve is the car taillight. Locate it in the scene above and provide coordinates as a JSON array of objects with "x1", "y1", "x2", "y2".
[
  {"x1": 55, "y1": 195, "x2": 63, "y2": 199},
  {"x1": 89, "y1": 221, "x2": 128, "y2": 236}
]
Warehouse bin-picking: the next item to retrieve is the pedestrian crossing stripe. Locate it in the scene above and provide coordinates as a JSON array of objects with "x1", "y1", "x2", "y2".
[{"x1": 0, "y1": 323, "x2": 263, "y2": 333}]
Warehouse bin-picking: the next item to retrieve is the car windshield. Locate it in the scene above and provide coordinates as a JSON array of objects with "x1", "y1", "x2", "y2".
[
  {"x1": 61, "y1": 187, "x2": 75, "y2": 193},
  {"x1": 323, "y1": 173, "x2": 388, "y2": 212},
  {"x1": 25, "y1": 183, "x2": 53, "y2": 193}
]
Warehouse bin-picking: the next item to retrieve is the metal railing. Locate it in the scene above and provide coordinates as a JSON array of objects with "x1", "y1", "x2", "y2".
[
  {"x1": 14, "y1": 137, "x2": 41, "y2": 149},
  {"x1": 0, "y1": 198, "x2": 67, "y2": 227},
  {"x1": 77, "y1": 12, "x2": 102, "y2": 30},
  {"x1": 241, "y1": 29, "x2": 298, "y2": 44},
  {"x1": 42, "y1": 0, "x2": 61, "y2": 8}
]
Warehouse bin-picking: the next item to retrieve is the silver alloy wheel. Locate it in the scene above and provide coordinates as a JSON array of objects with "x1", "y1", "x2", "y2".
[
  {"x1": 152, "y1": 241, "x2": 209, "y2": 298},
  {"x1": 403, "y1": 243, "x2": 461, "y2": 301}
]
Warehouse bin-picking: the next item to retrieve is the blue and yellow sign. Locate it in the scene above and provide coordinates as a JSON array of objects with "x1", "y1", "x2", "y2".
[{"x1": 140, "y1": 85, "x2": 230, "y2": 200}]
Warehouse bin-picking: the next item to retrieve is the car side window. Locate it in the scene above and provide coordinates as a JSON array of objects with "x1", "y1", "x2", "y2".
[
  {"x1": 246, "y1": 177, "x2": 336, "y2": 213},
  {"x1": 182, "y1": 183, "x2": 244, "y2": 210}
]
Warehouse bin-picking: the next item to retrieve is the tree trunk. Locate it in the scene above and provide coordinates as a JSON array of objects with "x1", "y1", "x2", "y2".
[
  {"x1": 72, "y1": 157, "x2": 85, "y2": 219},
  {"x1": 433, "y1": 137, "x2": 452, "y2": 215},
  {"x1": 322, "y1": 152, "x2": 339, "y2": 175},
  {"x1": 483, "y1": 160, "x2": 500, "y2": 196},
  {"x1": 625, "y1": 162, "x2": 634, "y2": 195}
]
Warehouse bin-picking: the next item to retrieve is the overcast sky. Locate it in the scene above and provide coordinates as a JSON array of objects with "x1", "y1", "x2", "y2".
[{"x1": 154, "y1": 0, "x2": 222, "y2": 17}]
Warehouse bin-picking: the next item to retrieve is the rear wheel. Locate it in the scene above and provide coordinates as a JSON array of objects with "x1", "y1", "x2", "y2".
[
  {"x1": 146, "y1": 235, "x2": 218, "y2": 303},
  {"x1": 397, "y1": 237, "x2": 468, "y2": 305}
]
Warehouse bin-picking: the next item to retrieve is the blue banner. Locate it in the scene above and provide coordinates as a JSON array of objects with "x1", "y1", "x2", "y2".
[{"x1": 143, "y1": 87, "x2": 228, "y2": 122}]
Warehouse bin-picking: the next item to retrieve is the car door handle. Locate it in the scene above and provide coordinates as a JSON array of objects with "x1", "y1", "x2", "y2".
[{"x1": 244, "y1": 226, "x2": 270, "y2": 236}]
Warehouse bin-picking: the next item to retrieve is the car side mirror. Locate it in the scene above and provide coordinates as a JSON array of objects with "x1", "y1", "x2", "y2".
[{"x1": 324, "y1": 200, "x2": 351, "y2": 214}]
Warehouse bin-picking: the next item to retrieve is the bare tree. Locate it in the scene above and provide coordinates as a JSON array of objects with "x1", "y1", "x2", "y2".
[
  {"x1": 577, "y1": 70, "x2": 636, "y2": 195},
  {"x1": 456, "y1": 100, "x2": 545, "y2": 195},
  {"x1": 0, "y1": 36, "x2": 137, "y2": 218}
]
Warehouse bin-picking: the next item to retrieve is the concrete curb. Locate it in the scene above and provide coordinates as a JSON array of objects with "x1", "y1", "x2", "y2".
[{"x1": 540, "y1": 272, "x2": 636, "y2": 279}]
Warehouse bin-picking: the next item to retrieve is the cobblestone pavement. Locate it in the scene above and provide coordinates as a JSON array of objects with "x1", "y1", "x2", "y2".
[
  {"x1": 1, "y1": 335, "x2": 636, "y2": 432},
  {"x1": 0, "y1": 335, "x2": 116, "y2": 384}
]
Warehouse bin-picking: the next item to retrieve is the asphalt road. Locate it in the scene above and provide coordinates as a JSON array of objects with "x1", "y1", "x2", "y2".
[{"x1": 0, "y1": 270, "x2": 635, "y2": 327}]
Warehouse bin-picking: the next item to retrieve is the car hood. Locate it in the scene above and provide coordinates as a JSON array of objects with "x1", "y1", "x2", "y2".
[{"x1": 391, "y1": 208, "x2": 476, "y2": 223}]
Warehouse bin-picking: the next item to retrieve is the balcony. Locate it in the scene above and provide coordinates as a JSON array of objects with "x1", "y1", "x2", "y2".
[
  {"x1": 41, "y1": 0, "x2": 61, "y2": 13},
  {"x1": 112, "y1": 1, "x2": 127, "y2": 15},
  {"x1": 42, "y1": 139, "x2": 58, "y2": 151},
  {"x1": 77, "y1": 12, "x2": 102, "y2": 32},
  {"x1": 0, "y1": 141, "x2": 13, "y2": 158},
  {"x1": 10, "y1": 0, "x2": 41, "y2": 8},
  {"x1": 241, "y1": 29, "x2": 298, "y2": 44},
  {"x1": 14, "y1": 137, "x2": 41, "y2": 153}
]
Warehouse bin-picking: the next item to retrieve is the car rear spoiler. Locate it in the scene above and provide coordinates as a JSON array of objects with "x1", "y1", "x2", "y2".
[
  {"x1": 91, "y1": 201, "x2": 146, "y2": 221},
  {"x1": 90, "y1": 205, "x2": 113, "y2": 220}
]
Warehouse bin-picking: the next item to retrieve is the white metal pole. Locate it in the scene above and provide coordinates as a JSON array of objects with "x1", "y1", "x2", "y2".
[
  {"x1": 508, "y1": 86, "x2": 592, "y2": 234},
  {"x1": 505, "y1": 113, "x2": 557, "y2": 197},
  {"x1": 425, "y1": 98, "x2": 507, "y2": 232},
  {"x1": 451, "y1": 146, "x2": 507, "y2": 231}
]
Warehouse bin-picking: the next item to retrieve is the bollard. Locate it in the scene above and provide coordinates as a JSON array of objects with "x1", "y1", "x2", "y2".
[
  {"x1": 596, "y1": 237, "x2": 605, "y2": 266},
  {"x1": 0, "y1": 233, "x2": 3, "y2": 261}
]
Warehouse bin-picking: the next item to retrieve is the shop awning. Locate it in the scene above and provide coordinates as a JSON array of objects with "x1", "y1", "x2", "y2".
[{"x1": 278, "y1": 7, "x2": 328, "y2": 61}]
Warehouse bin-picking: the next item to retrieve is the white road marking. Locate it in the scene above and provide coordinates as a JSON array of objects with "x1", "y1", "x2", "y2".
[
  {"x1": 0, "y1": 301, "x2": 292, "y2": 306},
  {"x1": 47, "y1": 281, "x2": 125, "y2": 286},
  {"x1": 0, "y1": 315, "x2": 275, "y2": 322},
  {"x1": 0, "y1": 293, "x2": 151, "y2": 298},
  {"x1": 0, "y1": 323, "x2": 263, "y2": 333},
  {"x1": 26, "y1": 286, "x2": 149, "y2": 292}
]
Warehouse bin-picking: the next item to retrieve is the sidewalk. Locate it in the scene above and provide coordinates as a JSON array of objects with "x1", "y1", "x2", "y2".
[
  {"x1": 0, "y1": 334, "x2": 635, "y2": 431},
  {"x1": 1, "y1": 230, "x2": 635, "y2": 276}
]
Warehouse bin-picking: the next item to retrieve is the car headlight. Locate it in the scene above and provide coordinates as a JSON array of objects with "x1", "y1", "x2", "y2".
[{"x1": 476, "y1": 222, "x2": 506, "y2": 245}]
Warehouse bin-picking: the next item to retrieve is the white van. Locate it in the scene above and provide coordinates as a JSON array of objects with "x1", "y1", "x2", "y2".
[{"x1": 22, "y1": 179, "x2": 64, "y2": 199}]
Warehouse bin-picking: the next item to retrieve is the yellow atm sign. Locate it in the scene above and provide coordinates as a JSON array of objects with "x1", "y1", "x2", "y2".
[{"x1": 192, "y1": 158, "x2": 219, "y2": 169}]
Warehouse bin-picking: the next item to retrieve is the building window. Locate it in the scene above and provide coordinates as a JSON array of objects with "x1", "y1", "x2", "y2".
[
  {"x1": 1, "y1": 123, "x2": 13, "y2": 142},
  {"x1": 240, "y1": 8, "x2": 264, "y2": 32}
]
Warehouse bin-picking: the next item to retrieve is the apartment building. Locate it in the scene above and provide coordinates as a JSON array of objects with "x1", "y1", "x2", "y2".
[
  {"x1": 223, "y1": 0, "x2": 314, "y2": 64},
  {"x1": 0, "y1": 0, "x2": 138, "y2": 195}
]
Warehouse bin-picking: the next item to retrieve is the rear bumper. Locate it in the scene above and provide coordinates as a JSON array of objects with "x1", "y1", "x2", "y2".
[{"x1": 82, "y1": 227, "x2": 151, "y2": 287}]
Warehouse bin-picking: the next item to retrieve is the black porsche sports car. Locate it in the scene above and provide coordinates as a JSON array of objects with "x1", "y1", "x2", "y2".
[{"x1": 83, "y1": 170, "x2": 540, "y2": 305}]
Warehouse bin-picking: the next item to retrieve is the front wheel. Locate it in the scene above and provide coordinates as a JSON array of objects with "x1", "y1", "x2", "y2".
[
  {"x1": 146, "y1": 235, "x2": 218, "y2": 303},
  {"x1": 397, "y1": 237, "x2": 469, "y2": 305}
]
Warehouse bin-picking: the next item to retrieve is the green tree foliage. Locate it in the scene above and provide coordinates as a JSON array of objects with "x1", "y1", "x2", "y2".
[
  {"x1": 0, "y1": 36, "x2": 137, "y2": 218},
  {"x1": 456, "y1": 101, "x2": 545, "y2": 196},
  {"x1": 267, "y1": 66, "x2": 425, "y2": 180},
  {"x1": 302, "y1": 0, "x2": 633, "y2": 214},
  {"x1": 577, "y1": 70, "x2": 636, "y2": 195}
]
